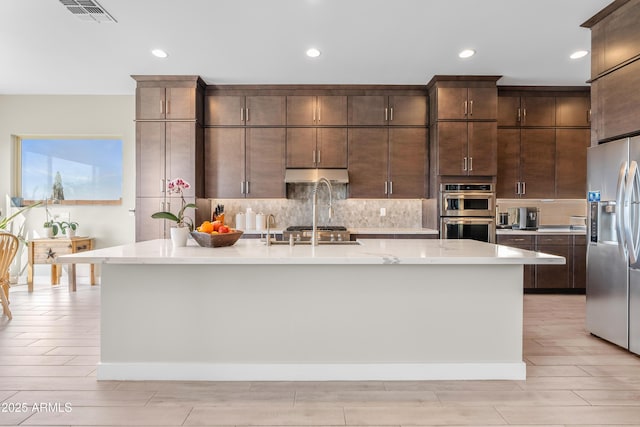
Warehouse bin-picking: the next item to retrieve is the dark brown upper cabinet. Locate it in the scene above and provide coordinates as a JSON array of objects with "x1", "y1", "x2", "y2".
[
  {"x1": 204, "y1": 127, "x2": 285, "y2": 199},
  {"x1": 286, "y1": 95, "x2": 347, "y2": 126},
  {"x1": 498, "y1": 96, "x2": 555, "y2": 127},
  {"x1": 556, "y1": 96, "x2": 591, "y2": 127},
  {"x1": 205, "y1": 95, "x2": 286, "y2": 126},
  {"x1": 348, "y1": 128, "x2": 426, "y2": 198},
  {"x1": 435, "y1": 87, "x2": 496, "y2": 120},
  {"x1": 137, "y1": 87, "x2": 198, "y2": 121},
  {"x1": 435, "y1": 122, "x2": 496, "y2": 176},
  {"x1": 286, "y1": 128, "x2": 347, "y2": 168},
  {"x1": 348, "y1": 95, "x2": 427, "y2": 126}
]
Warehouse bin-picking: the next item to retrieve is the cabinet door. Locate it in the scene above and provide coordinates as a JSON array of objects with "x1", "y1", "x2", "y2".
[
  {"x1": 348, "y1": 96, "x2": 387, "y2": 125},
  {"x1": 388, "y1": 95, "x2": 427, "y2": 125},
  {"x1": 348, "y1": 128, "x2": 388, "y2": 198},
  {"x1": 136, "y1": 197, "x2": 167, "y2": 241},
  {"x1": 467, "y1": 87, "x2": 497, "y2": 120},
  {"x1": 286, "y1": 128, "x2": 316, "y2": 168},
  {"x1": 166, "y1": 87, "x2": 196, "y2": 120},
  {"x1": 520, "y1": 129, "x2": 555, "y2": 198},
  {"x1": 497, "y1": 129, "x2": 521, "y2": 198},
  {"x1": 468, "y1": 122, "x2": 497, "y2": 175},
  {"x1": 136, "y1": 122, "x2": 165, "y2": 197},
  {"x1": 498, "y1": 95, "x2": 521, "y2": 127},
  {"x1": 555, "y1": 96, "x2": 590, "y2": 127},
  {"x1": 556, "y1": 129, "x2": 590, "y2": 198},
  {"x1": 601, "y1": 59, "x2": 640, "y2": 140},
  {"x1": 317, "y1": 128, "x2": 347, "y2": 168},
  {"x1": 317, "y1": 96, "x2": 347, "y2": 125},
  {"x1": 573, "y1": 236, "x2": 586, "y2": 289},
  {"x1": 166, "y1": 123, "x2": 196, "y2": 198},
  {"x1": 206, "y1": 96, "x2": 245, "y2": 126},
  {"x1": 137, "y1": 87, "x2": 165, "y2": 120},
  {"x1": 521, "y1": 97, "x2": 555, "y2": 127},
  {"x1": 204, "y1": 128, "x2": 245, "y2": 198},
  {"x1": 536, "y1": 242, "x2": 571, "y2": 289},
  {"x1": 286, "y1": 96, "x2": 315, "y2": 126},
  {"x1": 436, "y1": 122, "x2": 467, "y2": 175},
  {"x1": 436, "y1": 87, "x2": 467, "y2": 120},
  {"x1": 389, "y1": 128, "x2": 426, "y2": 198},
  {"x1": 245, "y1": 128, "x2": 286, "y2": 198},
  {"x1": 245, "y1": 96, "x2": 286, "y2": 126}
]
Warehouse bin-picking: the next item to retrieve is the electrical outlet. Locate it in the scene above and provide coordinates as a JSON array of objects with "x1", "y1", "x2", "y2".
[{"x1": 380, "y1": 207, "x2": 386, "y2": 217}]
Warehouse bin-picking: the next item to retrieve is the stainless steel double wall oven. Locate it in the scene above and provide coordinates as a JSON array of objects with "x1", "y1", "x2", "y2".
[{"x1": 440, "y1": 183, "x2": 496, "y2": 243}]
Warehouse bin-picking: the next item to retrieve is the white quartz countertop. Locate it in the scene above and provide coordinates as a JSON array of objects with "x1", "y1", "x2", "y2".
[{"x1": 57, "y1": 238, "x2": 564, "y2": 266}]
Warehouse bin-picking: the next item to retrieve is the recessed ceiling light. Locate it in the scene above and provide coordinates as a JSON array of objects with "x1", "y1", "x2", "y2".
[
  {"x1": 306, "y1": 48, "x2": 321, "y2": 58},
  {"x1": 151, "y1": 49, "x2": 168, "y2": 58},
  {"x1": 570, "y1": 50, "x2": 589, "y2": 59},
  {"x1": 458, "y1": 49, "x2": 476, "y2": 59}
]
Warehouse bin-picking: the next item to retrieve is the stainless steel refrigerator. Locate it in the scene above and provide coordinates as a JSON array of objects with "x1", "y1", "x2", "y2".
[{"x1": 587, "y1": 136, "x2": 640, "y2": 355}]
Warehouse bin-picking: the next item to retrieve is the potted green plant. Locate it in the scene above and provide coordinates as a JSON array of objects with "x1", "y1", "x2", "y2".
[
  {"x1": 43, "y1": 220, "x2": 59, "y2": 238},
  {"x1": 59, "y1": 221, "x2": 79, "y2": 237}
]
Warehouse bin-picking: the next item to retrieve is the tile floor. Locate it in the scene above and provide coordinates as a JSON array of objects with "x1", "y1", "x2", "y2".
[{"x1": 1, "y1": 279, "x2": 640, "y2": 426}]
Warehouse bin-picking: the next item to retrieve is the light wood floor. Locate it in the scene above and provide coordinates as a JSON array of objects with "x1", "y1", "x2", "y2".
[{"x1": 1, "y1": 280, "x2": 640, "y2": 426}]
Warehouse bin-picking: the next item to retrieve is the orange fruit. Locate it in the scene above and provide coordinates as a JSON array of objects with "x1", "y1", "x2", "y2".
[{"x1": 200, "y1": 222, "x2": 214, "y2": 233}]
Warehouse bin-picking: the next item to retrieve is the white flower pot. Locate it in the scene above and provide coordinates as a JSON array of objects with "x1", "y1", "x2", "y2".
[
  {"x1": 67, "y1": 228, "x2": 76, "y2": 238},
  {"x1": 170, "y1": 226, "x2": 189, "y2": 247}
]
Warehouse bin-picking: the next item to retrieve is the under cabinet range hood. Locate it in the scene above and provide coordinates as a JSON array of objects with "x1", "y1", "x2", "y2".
[{"x1": 284, "y1": 169, "x2": 349, "y2": 184}]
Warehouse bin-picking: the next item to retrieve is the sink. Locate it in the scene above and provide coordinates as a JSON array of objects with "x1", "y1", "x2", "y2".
[{"x1": 265, "y1": 240, "x2": 362, "y2": 246}]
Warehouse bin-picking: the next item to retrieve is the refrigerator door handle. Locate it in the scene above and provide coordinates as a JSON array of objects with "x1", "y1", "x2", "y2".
[
  {"x1": 616, "y1": 161, "x2": 628, "y2": 259},
  {"x1": 625, "y1": 160, "x2": 640, "y2": 264}
]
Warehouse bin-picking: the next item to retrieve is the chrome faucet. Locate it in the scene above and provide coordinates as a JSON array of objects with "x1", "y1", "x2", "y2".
[
  {"x1": 311, "y1": 177, "x2": 333, "y2": 246},
  {"x1": 265, "y1": 214, "x2": 276, "y2": 246}
]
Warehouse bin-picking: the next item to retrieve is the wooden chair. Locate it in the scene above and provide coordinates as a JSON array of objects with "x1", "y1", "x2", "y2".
[{"x1": 0, "y1": 233, "x2": 19, "y2": 320}]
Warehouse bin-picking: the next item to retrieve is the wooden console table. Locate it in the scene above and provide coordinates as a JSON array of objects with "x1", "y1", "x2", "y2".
[{"x1": 28, "y1": 237, "x2": 96, "y2": 292}]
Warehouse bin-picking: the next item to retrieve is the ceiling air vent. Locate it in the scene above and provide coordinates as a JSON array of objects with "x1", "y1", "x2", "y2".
[{"x1": 59, "y1": 0, "x2": 117, "y2": 23}]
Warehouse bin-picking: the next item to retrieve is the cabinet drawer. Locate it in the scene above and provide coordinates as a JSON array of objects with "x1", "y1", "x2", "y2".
[
  {"x1": 537, "y1": 235, "x2": 571, "y2": 245},
  {"x1": 32, "y1": 242, "x2": 73, "y2": 264},
  {"x1": 73, "y1": 240, "x2": 93, "y2": 252},
  {"x1": 497, "y1": 235, "x2": 534, "y2": 245}
]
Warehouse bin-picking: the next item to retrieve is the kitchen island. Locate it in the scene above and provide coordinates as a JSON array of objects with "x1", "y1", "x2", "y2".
[{"x1": 58, "y1": 238, "x2": 563, "y2": 381}]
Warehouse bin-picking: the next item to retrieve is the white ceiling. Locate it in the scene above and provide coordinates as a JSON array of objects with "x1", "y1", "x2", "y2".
[{"x1": 0, "y1": 0, "x2": 611, "y2": 95}]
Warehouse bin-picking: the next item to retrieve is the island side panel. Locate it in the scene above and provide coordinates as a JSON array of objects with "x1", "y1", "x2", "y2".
[{"x1": 99, "y1": 263, "x2": 524, "y2": 380}]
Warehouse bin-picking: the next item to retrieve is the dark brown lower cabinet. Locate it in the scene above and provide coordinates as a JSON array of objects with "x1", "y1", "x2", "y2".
[
  {"x1": 497, "y1": 234, "x2": 585, "y2": 291},
  {"x1": 536, "y1": 235, "x2": 571, "y2": 289}
]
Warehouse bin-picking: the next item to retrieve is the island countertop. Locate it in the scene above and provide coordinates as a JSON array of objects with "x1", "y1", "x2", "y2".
[{"x1": 57, "y1": 238, "x2": 564, "y2": 266}]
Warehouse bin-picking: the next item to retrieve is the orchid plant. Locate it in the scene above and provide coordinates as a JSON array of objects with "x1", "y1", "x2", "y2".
[{"x1": 151, "y1": 178, "x2": 197, "y2": 231}]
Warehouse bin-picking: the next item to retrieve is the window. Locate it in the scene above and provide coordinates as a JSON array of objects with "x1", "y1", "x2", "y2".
[{"x1": 16, "y1": 136, "x2": 123, "y2": 205}]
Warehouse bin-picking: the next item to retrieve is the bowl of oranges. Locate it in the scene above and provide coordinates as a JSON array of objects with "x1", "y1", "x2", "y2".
[{"x1": 190, "y1": 220, "x2": 243, "y2": 248}]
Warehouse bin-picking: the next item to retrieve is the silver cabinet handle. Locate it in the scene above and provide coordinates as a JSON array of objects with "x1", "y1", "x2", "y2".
[
  {"x1": 160, "y1": 100, "x2": 164, "y2": 114},
  {"x1": 317, "y1": 149, "x2": 321, "y2": 165},
  {"x1": 516, "y1": 182, "x2": 520, "y2": 195},
  {"x1": 241, "y1": 108, "x2": 244, "y2": 121},
  {"x1": 384, "y1": 181, "x2": 388, "y2": 194},
  {"x1": 517, "y1": 108, "x2": 521, "y2": 122},
  {"x1": 246, "y1": 108, "x2": 249, "y2": 122},
  {"x1": 313, "y1": 106, "x2": 316, "y2": 122},
  {"x1": 246, "y1": 181, "x2": 250, "y2": 194},
  {"x1": 161, "y1": 201, "x2": 165, "y2": 211},
  {"x1": 390, "y1": 107, "x2": 394, "y2": 121},
  {"x1": 241, "y1": 181, "x2": 244, "y2": 194},
  {"x1": 522, "y1": 181, "x2": 526, "y2": 195},
  {"x1": 522, "y1": 108, "x2": 527, "y2": 122},
  {"x1": 318, "y1": 101, "x2": 321, "y2": 122},
  {"x1": 463, "y1": 157, "x2": 468, "y2": 171},
  {"x1": 161, "y1": 178, "x2": 166, "y2": 193},
  {"x1": 464, "y1": 100, "x2": 468, "y2": 116},
  {"x1": 588, "y1": 109, "x2": 591, "y2": 123},
  {"x1": 167, "y1": 201, "x2": 170, "y2": 211},
  {"x1": 469, "y1": 100, "x2": 473, "y2": 116},
  {"x1": 384, "y1": 107, "x2": 388, "y2": 121},
  {"x1": 469, "y1": 157, "x2": 473, "y2": 171},
  {"x1": 313, "y1": 149, "x2": 316, "y2": 164},
  {"x1": 389, "y1": 181, "x2": 393, "y2": 195},
  {"x1": 166, "y1": 100, "x2": 170, "y2": 115}
]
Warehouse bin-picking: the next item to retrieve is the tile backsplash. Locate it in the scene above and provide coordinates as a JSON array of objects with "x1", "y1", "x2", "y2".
[
  {"x1": 205, "y1": 186, "x2": 425, "y2": 229},
  {"x1": 496, "y1": 199, "x2": 587, "y2": 226}
]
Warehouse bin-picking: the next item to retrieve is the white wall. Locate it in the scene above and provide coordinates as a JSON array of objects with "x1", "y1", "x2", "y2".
[{"x1": 0, "y1": 95, "x2": 136, "y2": 248}]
